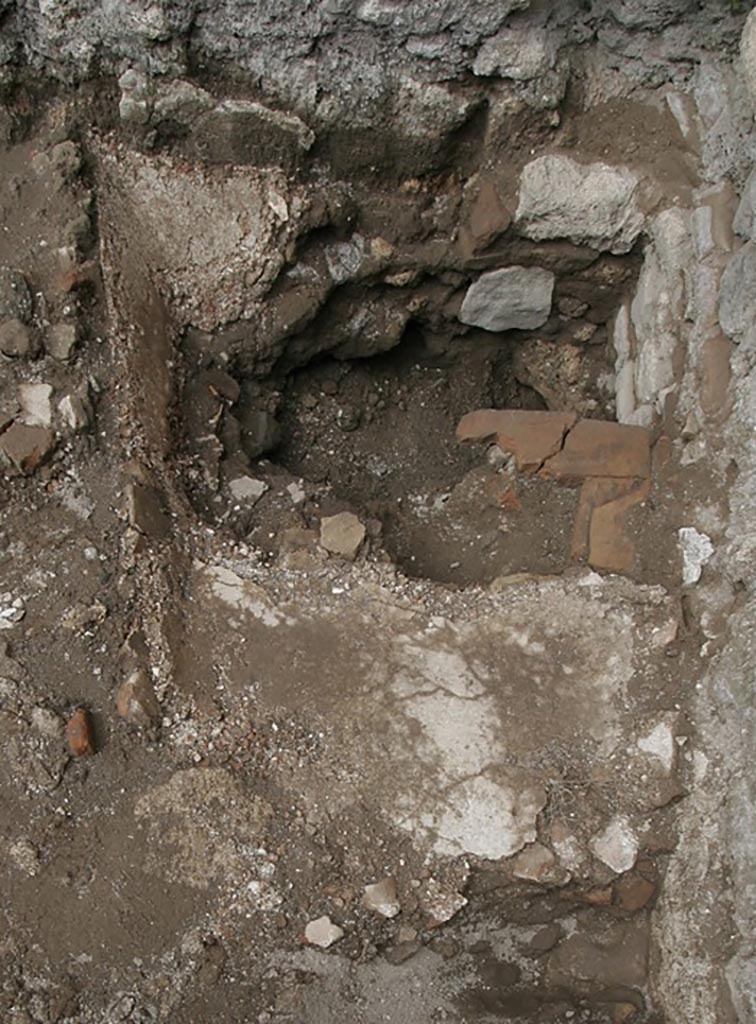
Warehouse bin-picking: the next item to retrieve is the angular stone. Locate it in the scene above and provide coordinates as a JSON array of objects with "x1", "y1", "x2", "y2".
[
  {"x1": 615, "y1": 873, "x2": 656, "y2": 912},
  {"x1": 18, "y1": 383, "x2": 52, "y2": 428},
  {"x1": 304, "y1": 915, "x2": 343, "y2": 949},
  {"x1": 541, "y1": 420, "x2": 651, "y2": 481},
  {"x1": 459, "y1": 266, "x2": 554, "y2": 332},
  {"x1": 637, "y1": 721, "x2": 676, "y2": 774},
  {"x1": 457, "y1": 408, "x2": 576, "y2": 472},
  {"x1": 320, "y1": 512, "x2": 366, "y2": 560},
  {"x1": 516, "y1": 155, "x2": 643, "y2": 255},
  {"x1": 678, "y1": 527, "x2": 714, "y2": 585},
  {"x1": 719, "y1": 240, "x2": 756, "y2": 345},
  {"x1": 511, "y1": 842, "x2": 559, "y2": 884},
  {"x1": 473, "y1": 27, "x2": 555, "y2": 80},
  {"x1": 591, "y1": 818, "x2": 639, "y2": 874},
  {"x1": 46, "y1": 322, "x2": 79, "y2": 361},
  {"x1": 126, "y1": 481, "x2": 170, "y2": 540},
  {"x1": 116, "y1": 669, "x2": 160, "y2": 728},
  {"x1": 228, "y1": 476, "x2": 268, "y2": 504},
  {"x1": 363, "y1": 877, "x2": 400, "y2": 918},
  {"x1": 0, "y1": 318, "x2": 36, "y2": 358},
  {"x1": 460, "y1": 177, "x2": 511, "y2": 255},
  {"x1": 0, "y1": 422, "x2": 55, "y2": 474},
  {"x1": 66, "y1": 707, "x2": 95, "y2": 757},
  {"x1": 59, "y1": 390, "x2": 92, "y2": 432},
  {"x1": 420, "y1": 879, "x2": 468, "y2": 927}
]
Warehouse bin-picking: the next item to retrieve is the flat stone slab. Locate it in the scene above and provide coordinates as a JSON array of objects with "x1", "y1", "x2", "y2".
[{"x1": 459, "y1": 265, "x2": 554, "y2": 332}]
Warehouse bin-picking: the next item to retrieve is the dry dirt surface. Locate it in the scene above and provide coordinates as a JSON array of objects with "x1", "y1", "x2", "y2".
[{"x1": 0, "y1": 11, "x2": 747, "y2": 1021}]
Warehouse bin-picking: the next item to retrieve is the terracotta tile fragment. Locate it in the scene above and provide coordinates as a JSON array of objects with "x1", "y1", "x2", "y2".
[
  {"x1": 457, "y1": 408, "x2": 577, "y2": 472},
  {"x1": 588, "y1": 479, "x2": 650, "y2": 573},
  {"x1": 570, "y1": 477, "x2": 637, "y2": 561},
  {"x1": 541, "y1": 419, "x2": 651, "y2": 481},
  {"x1": 67, "y1": 707, "x2": 95, "y2": 757}
]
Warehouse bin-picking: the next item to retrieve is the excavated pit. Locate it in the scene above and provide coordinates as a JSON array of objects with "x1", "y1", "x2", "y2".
[{"x1": 0, "y1": 5, "x2": 752, "y2": 1023}]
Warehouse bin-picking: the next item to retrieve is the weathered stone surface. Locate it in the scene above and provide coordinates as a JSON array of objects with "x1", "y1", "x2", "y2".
[
  {"x1": 630, "y1": 209, "x2": 693, "y2": 413},
  {"x1": 516, "y1": 155, "x2": 644, "y2": 255},
  {"x1": 678, "y1": 527, "x2": 714, "y2": 585},
  {"x1": 719, "y1": 240, "x2": 756, "y2": 345},
  {"x1": 126, "y1": 481, "x2": 170, "y2": 539},
  {"x1": 459, "y1": 266, "x2": 554, "y2": 332},
  {"x1": 457, "y1": 408, "x2": 577, "y2": 472},
  {"x1": 18, "y1": 383, "x2": 52, "y2": 428},
  {"x1": 228, "y1": 475, "x2": 268, "y2": 504},
  {"x1": 542, "y1": 420, "x2": 651, "y2": 480},
  {"x1": 319, "y1": 512, "x2": 366, "y2": 560},
  {"x1": 473, "y1": 27, "x2": 555, "y2": 80},
  {"x1": 46, "y1": 322, "x2": 78, "y2": 361},
  {"x1": 304, "y1": 915, "x2": 343, "y2": 949},
  {"x1": 734, "y1": 168, "x2": 756, "y2": 239},
  {"x1": 742, "y1": 6, "x2": 756, "y2": 114},
  {"x1": 0, "y1": 422, "x2": 54, "y2": 474},
  {"x1": 547, "y1": 921, "x2": 648, "y2": 989},
  {"x1": 116, "y1": 669, "x2": 160, "y2": 728},
  {"x1": 0, "y1": 268, "x2": 32, "y2": 323},
  {"x1": 0, "y1": 318, "x2": 36, "y2": 358}
]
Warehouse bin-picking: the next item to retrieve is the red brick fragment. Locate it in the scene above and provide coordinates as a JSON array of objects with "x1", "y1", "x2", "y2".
[{"x1": 67, "y1": 707, "x2": 95, "y2": 757}]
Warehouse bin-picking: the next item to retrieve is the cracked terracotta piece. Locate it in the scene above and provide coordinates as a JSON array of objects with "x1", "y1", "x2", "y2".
[
  {"x1": 541, "y1": 419, "x2": 651, "y2": 481},
  {"x1": 457, "y1": 408, "x2": 577, "y2": 472}
]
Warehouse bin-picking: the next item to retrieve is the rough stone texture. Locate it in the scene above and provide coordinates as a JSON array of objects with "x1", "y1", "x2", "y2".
[
  {"x1": 0, "y1": 422, "x2": 54, "y2": 473},
  {"x1": 459, "y1": 266, "x2": 555, "y2": 332},
  {"x1": 719, "y1": 241, "x2": 756, "y2": 346},
  {"x1": 319, "y1": 512, "x2": 366, "y2": 560},
  {"x1": 515, "y1": 155, "x2": 644, "y2": 255},
  {"x1": 473, "y1": 27, "x2": 555, "y2": 80}
]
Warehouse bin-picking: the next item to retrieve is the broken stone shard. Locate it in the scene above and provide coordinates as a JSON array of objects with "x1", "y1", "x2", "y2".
[
  {"x1": 362, "y1": 877, "x2": 400, "y2": 918},
  {"x1": 126, "y1": 480, "x2": 170, "y2": 540},
  {"x1": 678, "y1": 527, "x2": 714, "y2": 585},
  {"x1": 591, "y1": 817, "x2": 639, "y2": 874},
  {"x1": 511, "y1": 842, "x2": 560, "y2": 884},
  {"x1": 516, "y1": 154, "x2": 644, "y2": 254},
  {"x1": 0, "y1": 595, "x2": 25, "y2": 630},
  {"x1": 304, "y1": 915, "x2": 344, "y2": 948},
  {"x1": 420, "y1": 878, "x2": 468, "y2": 928},
  {"x1": 228, "y1": 475, "x2": 268, "y2": 504},
  {"x1": 116, "y1": 669, "x2": 161, "y2": 728},
  {"x1": 19, "y1": 383, "x2": 53, "y2": 428},
  {"x1": 319, "y1": 512, "x2": 366, "y2": 560},
  {"x1": 459, "y1": 265, "x2": 555, "y2": 332}
]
